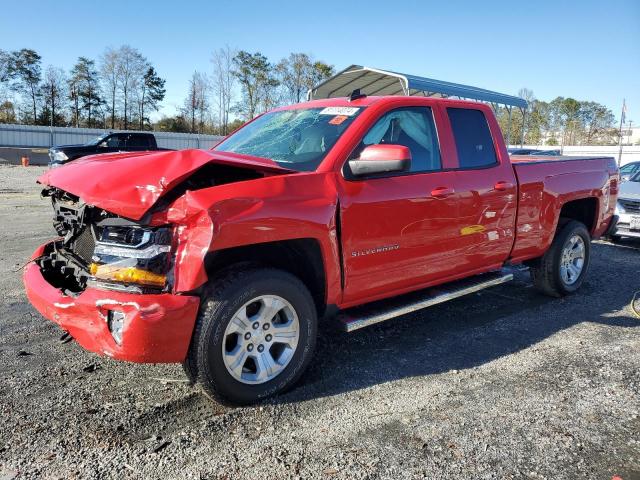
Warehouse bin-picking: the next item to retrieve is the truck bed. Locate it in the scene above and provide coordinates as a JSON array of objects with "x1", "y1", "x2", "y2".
[
  {"x1": 510, "y1": 154, "x2": 612, "y2": 164},
  {"x1": 509, "y1": 155, "x2": 617, "y2": 263}
]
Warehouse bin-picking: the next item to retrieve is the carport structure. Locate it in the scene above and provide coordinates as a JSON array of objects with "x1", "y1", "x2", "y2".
[{"x1": 308, "y1": 65, "x2": 528, "y2": 146}]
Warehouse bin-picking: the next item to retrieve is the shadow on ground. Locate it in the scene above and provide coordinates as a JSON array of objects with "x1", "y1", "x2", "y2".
[{"x1": 270, "y1": 239, "x2": 640, "y2": 404}]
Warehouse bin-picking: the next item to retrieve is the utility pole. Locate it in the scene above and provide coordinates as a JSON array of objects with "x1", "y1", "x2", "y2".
[{"x1": 617, "y1": 99, "x2": 626, "y2": 166}]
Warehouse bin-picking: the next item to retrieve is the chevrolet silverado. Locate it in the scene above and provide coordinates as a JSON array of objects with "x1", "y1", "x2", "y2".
[{"x1": 25, "y1": 95, "x2": 619, "y2": 405}]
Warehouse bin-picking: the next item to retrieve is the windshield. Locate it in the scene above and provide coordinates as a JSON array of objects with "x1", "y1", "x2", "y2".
[{"x1": 214, "y1": 107, "x2": 363, "y2": 171}]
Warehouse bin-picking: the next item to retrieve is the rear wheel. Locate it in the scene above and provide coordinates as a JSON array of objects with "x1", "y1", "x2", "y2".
[
  {"x1": 185, "y1": 267, "x2": 317, "y2": 405},
  {"x1": 530, "y1": 220, "x2": 591, "y2": 297}
]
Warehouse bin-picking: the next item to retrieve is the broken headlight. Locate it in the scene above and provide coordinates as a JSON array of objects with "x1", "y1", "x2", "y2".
[{"x1": 89, "y1": 224, "x2": 173, "y2": 292}]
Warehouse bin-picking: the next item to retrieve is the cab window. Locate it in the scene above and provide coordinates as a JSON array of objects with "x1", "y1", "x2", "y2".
[
  {"x1": 103, "y1": 135, "x2": 123, "y2": 148},
  {"x1": 447, "y1": 108, "x2": 497, "y2": 168},
  {"x1": 352, "y1": 107, "x2": 441, "y2": 173},
  {"x1": 127, "y1": 134, "x2": 150, "y2": 148}
]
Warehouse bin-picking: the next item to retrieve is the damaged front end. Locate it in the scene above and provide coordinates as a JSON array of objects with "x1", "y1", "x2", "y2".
[{"x1": 39, "y1": 187, "x2": 175, "y2": 296}]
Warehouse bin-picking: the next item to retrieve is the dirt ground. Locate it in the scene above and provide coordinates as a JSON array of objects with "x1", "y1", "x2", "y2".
[{"x1": 0, "y1": 164, "x2": 638, "y2": 480}]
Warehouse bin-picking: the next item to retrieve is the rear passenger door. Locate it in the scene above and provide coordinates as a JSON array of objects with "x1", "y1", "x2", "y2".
[{"x1": 445, "y1": 106, "x2": 518, "y2": 274}]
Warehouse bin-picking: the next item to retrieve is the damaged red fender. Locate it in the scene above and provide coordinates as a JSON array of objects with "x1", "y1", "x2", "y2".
[{"x1": 149, "y1": 171, "x2": 343, "y2": 303}]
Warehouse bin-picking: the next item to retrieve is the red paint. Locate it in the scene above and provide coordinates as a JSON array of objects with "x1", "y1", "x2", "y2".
[
  {"x1": 26, "y1": 95, "x2": 618, "y2": 364},
  {"x1": 37, "y1": 149, "x2": 291, "y2": 220},
  {"x1": 359, "y1": 144, "x2": 411, "y2": 162},
  {"x1": 23, "y1": 245, "x2": 200, "y2": 363}
]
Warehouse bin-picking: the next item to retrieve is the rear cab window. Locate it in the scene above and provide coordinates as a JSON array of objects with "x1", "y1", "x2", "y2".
[
  {"x1": 127, "y1": 134, "x2": 151, "y2": 148},
  {"x1": 447, "y1": 108, "x2": 497, "y2": 169}
]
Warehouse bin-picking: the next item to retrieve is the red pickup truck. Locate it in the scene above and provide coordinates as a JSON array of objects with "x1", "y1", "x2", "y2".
[{"x1": 25, "y1": 95, "x2": 618, "y2": 405}]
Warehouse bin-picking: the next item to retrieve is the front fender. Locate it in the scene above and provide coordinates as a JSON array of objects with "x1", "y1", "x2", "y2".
[{"x1": 160, "y1": 172, "x2": 343, "y2": 305}]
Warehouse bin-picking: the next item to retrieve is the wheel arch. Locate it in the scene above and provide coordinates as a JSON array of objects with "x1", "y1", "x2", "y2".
[
  {"x1": 203, "y1": 238, "x2": 328, "y2": 316},
  {"x1": 558, "y1": 197, "x2": 599, "y2": 235}
]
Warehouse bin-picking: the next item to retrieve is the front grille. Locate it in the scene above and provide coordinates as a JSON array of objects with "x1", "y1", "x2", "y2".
[
  {"x1": 72, "y1": 227, "x2": 96, "y2": 264},
  {"x1": 620, "y1": 199, "x2": 640, "y2": 214}
]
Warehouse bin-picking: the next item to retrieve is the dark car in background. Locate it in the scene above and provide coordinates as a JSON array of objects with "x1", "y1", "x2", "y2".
[{"x1": 48, "y1": 132, "x2": 170, "y2": 168}]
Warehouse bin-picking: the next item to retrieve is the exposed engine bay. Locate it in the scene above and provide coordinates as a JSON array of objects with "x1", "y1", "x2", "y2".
[
  {"x1": 38, "y1": 188, "x2": 108, "y2": 294},
  {"x1": 38, "y1": 187, "x2": 173, "y2": 296}
]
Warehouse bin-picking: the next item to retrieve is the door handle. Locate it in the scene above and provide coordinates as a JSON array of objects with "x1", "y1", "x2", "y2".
[
  {"x1": 493, "y1": 181, "x2": 514, "y2": 191},
  {"x1": 431, "y1": 186, "x2": 455, "y2": 198}
]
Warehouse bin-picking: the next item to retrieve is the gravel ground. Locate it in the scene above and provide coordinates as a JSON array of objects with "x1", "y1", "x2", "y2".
[{"x1": 0, "y1": 165, "x2": 639, "y2": 480}]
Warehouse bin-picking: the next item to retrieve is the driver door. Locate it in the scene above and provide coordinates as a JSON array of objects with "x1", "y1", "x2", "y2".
[{"x1": 337, "y1": 105, "x2": 463, "y2": 306}]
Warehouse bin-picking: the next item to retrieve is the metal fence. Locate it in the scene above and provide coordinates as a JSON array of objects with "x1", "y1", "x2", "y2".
[{"x1": 0, "y1": 123, "x2": 223, "y2": 150}]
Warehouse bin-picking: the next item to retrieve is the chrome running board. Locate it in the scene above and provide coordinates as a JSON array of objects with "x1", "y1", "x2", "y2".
[{"x1": 337, "y1": 270, "x2": 513, "y2": 332}]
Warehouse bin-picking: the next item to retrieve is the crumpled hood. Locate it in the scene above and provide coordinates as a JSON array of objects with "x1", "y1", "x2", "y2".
[{"x1": 38, "y1": 148, "x2": 292, "y2": 220}]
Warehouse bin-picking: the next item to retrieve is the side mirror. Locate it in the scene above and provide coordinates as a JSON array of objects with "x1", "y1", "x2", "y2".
[
  {"x1": 348, "y1": 144, "x2": 411, "y2": 177},
  {"x1": 98, "y1": 141, "x2": 108, "y2": 148}
]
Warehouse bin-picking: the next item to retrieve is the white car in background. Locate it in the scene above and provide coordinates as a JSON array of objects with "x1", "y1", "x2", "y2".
[{"x1": 613, "y1": 171, "x2": 640, "y2": 240}]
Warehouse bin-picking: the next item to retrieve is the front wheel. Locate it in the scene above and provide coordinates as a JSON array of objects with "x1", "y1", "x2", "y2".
[
  {"x1": 186, "y1": 267, "x2": 317, "y2": 405},
  {"x1": 530, "y1": 220, "x2": 591, "y2": 297}
]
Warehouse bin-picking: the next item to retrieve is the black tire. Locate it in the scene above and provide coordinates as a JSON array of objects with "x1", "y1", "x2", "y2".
[
  {"x1": 185, "y1": 267, "x2": 317, "y2": 405},
  {"x1": 530, "y1": 220, "x2": 591, "y2": 297}
]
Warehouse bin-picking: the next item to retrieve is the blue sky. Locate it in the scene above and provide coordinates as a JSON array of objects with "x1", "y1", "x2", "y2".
[{"x1": 2, "y1": 0, "x2": 639, "y2": 123}]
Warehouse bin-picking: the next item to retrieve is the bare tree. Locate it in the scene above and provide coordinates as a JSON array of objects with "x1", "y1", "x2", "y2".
[
  {"x1": 211, "y1": 45, "x2": 236, "y2": 135},
  {"x1": 277, "y1": 53, "x2": 311, "y2": 104},
  {"x1": 196, "y1": 73, "x2": 210, "y2": 133},
  {"x1": 68, "y1": 71, "x2": 80, "y2": 127},
  {"x1": 184, "y1": 76, "x2": 197, "y2": 133},
  {"x1": 277, "y1": 54, "x2": 334, "y2": 105},
  {"x1": 183, "y1": 71, "x2": 209, "y2": 133},
  {"x1": 100, "y1": 47, "x2": 120, "y2": 129},
  {"x1": 69, "y1": 57, "x2": 102, "y2": 128},
  {"x1": 307, "y1": 61, "x2": 333, "y2": 91},
  {"x1": 232, "y1": 51, "x2": 279, "y2": 120},
  {"x1": 40, "y1": 65, "x2": 67, "y2": 126},
  {"x1": 117, "y1": 45, "x2": 147, "y2": 130}
]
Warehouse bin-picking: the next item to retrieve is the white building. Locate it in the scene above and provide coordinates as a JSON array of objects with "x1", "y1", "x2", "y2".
[{"x1": 620, "y1": 125, "x2": 640, "y2": 145}]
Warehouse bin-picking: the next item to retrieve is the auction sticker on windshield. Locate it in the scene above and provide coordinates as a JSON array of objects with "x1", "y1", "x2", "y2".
[
  {"x1": 328, "y1": 115, "x2": 349, "y2": 125},
  {"x1": 319, "y1": 107, "x2": 360, "y2": 116}
]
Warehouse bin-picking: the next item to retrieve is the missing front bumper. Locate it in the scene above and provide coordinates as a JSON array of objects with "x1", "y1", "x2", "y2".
[{"x1": 24, "y1": 242, "x2": 200, "y2": 363}]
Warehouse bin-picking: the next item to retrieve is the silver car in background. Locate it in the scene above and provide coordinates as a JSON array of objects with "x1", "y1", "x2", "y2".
[
  {"x1": 619, "y1": 161, "x2": 640, "y2": 182},
  {"x1": 613, "y1": 170, "x2": 640, "y2": 240}
]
